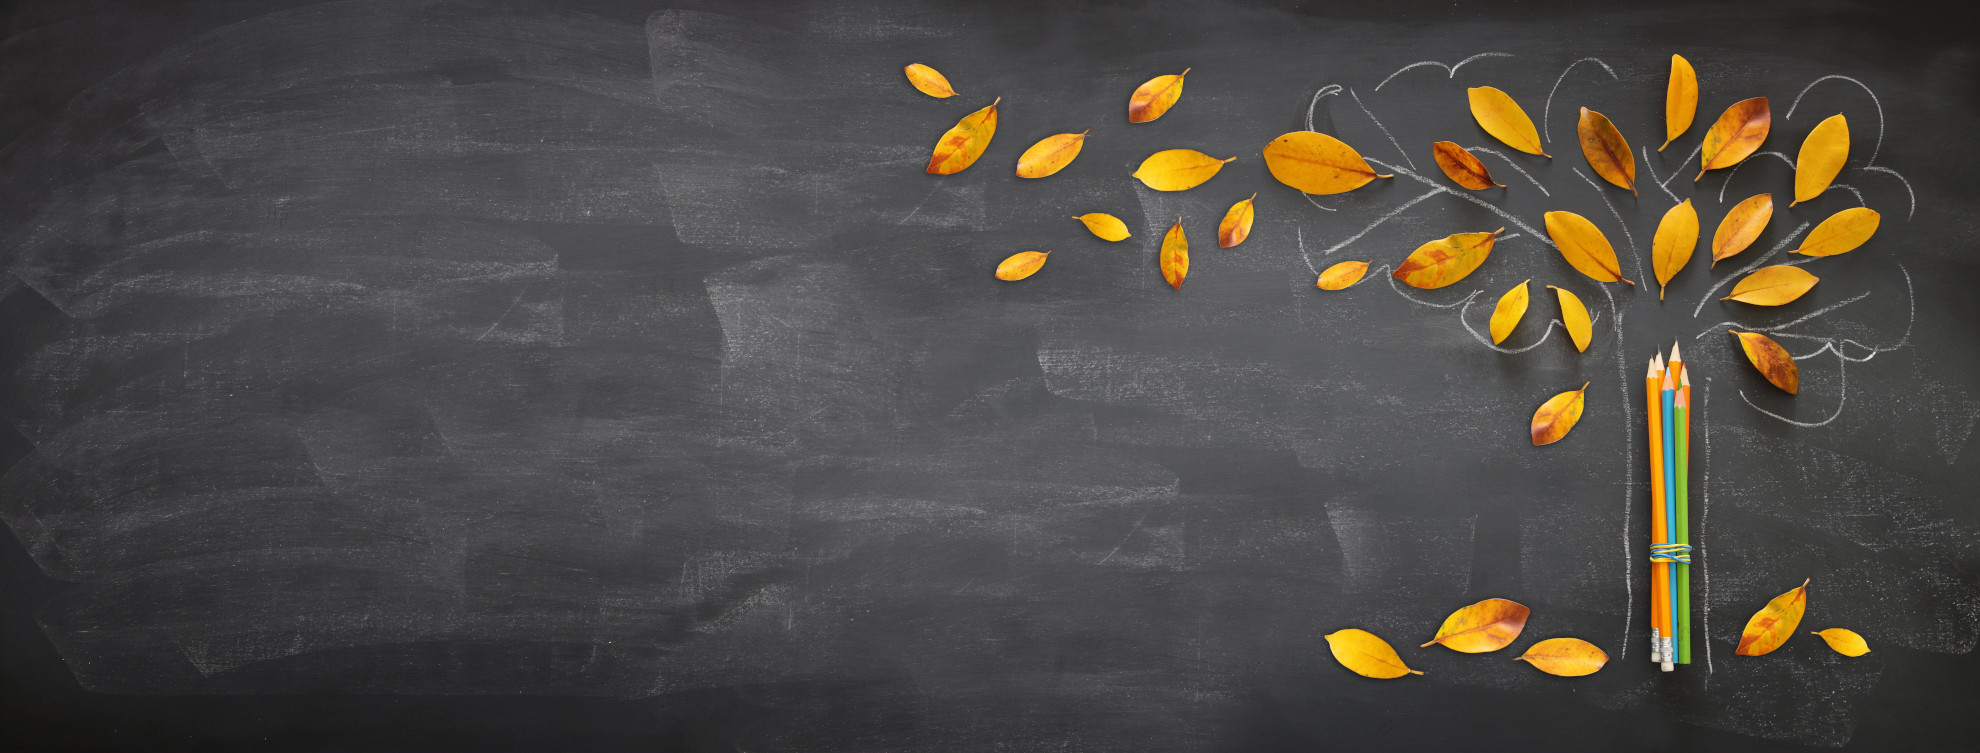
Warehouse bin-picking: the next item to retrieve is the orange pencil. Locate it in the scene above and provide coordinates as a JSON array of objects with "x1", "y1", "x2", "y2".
[{"x1": 1646, "y1": 355, "x2": 1670, "y2": 665}]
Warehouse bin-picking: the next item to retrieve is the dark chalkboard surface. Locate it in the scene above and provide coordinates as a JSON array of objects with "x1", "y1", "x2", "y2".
[{"x1": 4, "y1": 0, "x2": 1978, "y2": 749}]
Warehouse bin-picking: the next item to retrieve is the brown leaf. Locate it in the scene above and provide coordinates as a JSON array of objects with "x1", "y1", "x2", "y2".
[
  {"x1": 1073, "y1": 213, "x2": 1131, "y2": 242},
  {"x1": 1724, "y1": 265, "x2": 1818, "y2": 306},
  {"x1": 1127, "y1": 68, "x2": 1188, "y2": 123},
  {"x1": 1392, "y1": 229, "x2": 1503, "y2": 289},
  {"x1": 1736, "y1": 578, "x2": 1809, "y2": 657},
  {"x1": 1489, "y1": 280, "x2": 1529, "y2": 345},
  {"x1": 1432, "y1": 141, "x2": 1502, "y2": 190},
  {"x1": 1015, "y1": 130, "x2": 1088, "y2": 178},
  {"x1": 1652, "y1": 199, "x2": 1700, "y2": 300},
  {"x1": 1516, "y1": 638, "x2": 1609, "y2": 677},
  {"x1": 1219, "y1": 193, "x2": 1256, "y2": 248},
  {"x1": 1577, "y1": 107, "x2": 1636, "y2": 194},
  {"x1": 1160, "y1": 217, "x2": 1188, "y2": 290},
  {"x1": 1549, "y1": 286, "x2": 1592, "y2": 353},
  {"x1": 1793, "y1": 207, "x2": 1880, "y2": 257},
  {"x1": 1711, "y1": 193, "x2": 1774, "y2": 267},
  {"x1": 1422, "y1": 598, "x2": 1530, "y2": 653},
  {"x1": 904, "y1": 63, "x2": 957, "y2": 98},
  {"x1": 1813, "y1": 628, "x2": 1870, "y2": 657},
  {"x1": 1467, "y1": 86, "x2": 1549, "y2": 157},
  {"x1": 1697, "y1": 96, "x2": 1771, "y2": 180},
  {"x1": 1543, "y1": 211, "x2": 1634, "y2": 284},
  {"x1": 1662, "y1": 54, "x2": 1697, "y2": 151},
  {"x1": 1316, "y1": 260, "x2": 1370, "y2": 290},
  {"x1": 1261, "y1": 132, "x2": 1393, "y2": 195},
  {"x1": 1793, "y1": 114, "x2": 1849, "y2": 205},
  {"x1": 994, "y1": 251, "x2": 1049, "y2": 281},
  {"x1": 1730, "y1": 330, "x2": 1799, "y2": 394},
  {"x1": 926, "y1": 97, "x2": 999, "y2": 175},
  {"x1": 1132, "y1": 149, "x2": 1235, "y2": 192},
  {"x1": 1324, "y1": 629, "x2": 1423, "y2": 678},
  {"x1": 1530, "y1": 382, "x2": 1589, "y2": 446}
]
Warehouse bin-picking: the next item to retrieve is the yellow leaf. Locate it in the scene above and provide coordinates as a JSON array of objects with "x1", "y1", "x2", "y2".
[
  {"x1": 1725, "y1": 265, "x2": 1818, "y2": 306},
  {"x1": 1793, "y1": 114, "x2": 1849, "y2": 205},
  {"x1": 1697, "y1": 96, "x2": 1771, "y2": 180},
  {"x1": 1316, "y1": 260, "x2": 1370, "y2": 290},
  {"x1": 1489, "y1": 280, "x2": 1529, "y2": 344},
  {"x1": 1261, "y1": 131, "x2": 1393, "y2": 195},
  {"x1": 1652, "y1": 199, "x2": 1700, "y2": 300},
  {"x1": 1133, "y1": 149, "x2": 1235, "y2": 192},
  {"x1": 1711, "y1": 193, "x2": 1774, "y2": 267},
  {"x1": 1516, "y1": 637, "x2": 1609, "y2": 677},
  {"x1": 1736, "y1": 578, "x2": 1810, "y2": 656},
  {"x1": 1324, "y1": 628, "x2": 1423, "y2": 679},
  {"x1": 1793, "y1": 207, "x2": 1880, "y2": 257},
  {"x1": 1219, "y1": 193, "x2": 1257, "y2": 248},
  {"x1": 1467, "y1": 86, "x2": 1549, "y2": 157},
  {"x1": 1160, "y1": 217, "x2": 1188, "y2": 289},
  {"x1": 1432, "y1": 141, "x2": 1503, "y2": 190},
  {"x1": 1730, "y1": 330, "x2": 1800, "y2": 394},
  {"x1": 1073, "y1": 213, "x2": 1131, "y2": 242},
  {"x1": 1577, "y1": 107, "x2": 1636, "y2": 194},
  {"x1": 1813, "y1": 628, "x2": 1871, "y2": 657},
  {"x1": 1544, "y1": 211, "x2": 1634, "y2": 285},
  {"x1": 1531, "y1": 382, "x2": 1589, "y2": 446},
  {"x1": 1662, "y1": 54, "x2": 1697, "y2": 151},
  {"x1": 994, "y1": 251, "x2": 1049, "y2": 281},
  {"x1": 1392, "y1": 229, "x2": 1503, "y2": 289},
  {"x1": 926, "y1": 97, "x2": 999, "y2": 175},
  {"x1": 1015, "y1": 130, "x2": 1088, "y2": 178},
  {"x1": 1128, "y1": 68, "x2": 1189, "y2": 123},
  {"x1": 903, "y1": 63, "x2": 957, "y2": 98},
  {"x1": 1421, "y1": 598, "x2": 1530, "y2": 653},
  {"x1": 1549, "y1": 285, "x2": 1592, "y2": 353}
]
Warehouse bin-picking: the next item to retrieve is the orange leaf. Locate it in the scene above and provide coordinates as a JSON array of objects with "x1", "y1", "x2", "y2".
[
  {"x1": 1735, "y1": 578, "x2": 1810, "y2": 656},
  {"x1": 1793, "y1": 114, "x2": 1849, "y2": 205},
  {"x1": 1422, "y1": 598, "x2": 1530, "y2": 653},
  {"x1": 1662, "y1": 55, "x2": 1697, "y2": 151},
  {"x1": 903, "y1": 63, "x2": 957, "y2": 98},
  {"x1": 1711, "y1": 193, "x2": 1774, "y2": 267},
  {"x1": 1531, "y1": 382, "x2": 1589, "y2": 446},
  {"x1": 1730, "y1": 330, "x2": 1799, "y2": 394},
  {"x1": 1127, "y1": 68, "x2": 1189, "y2": 123},
  {"x1": 1316, "y1": 260, "x2": 1370, "y2": 290},
  {"x1": 1324, "y1": 628, "x2": 1423, "y2": 679},
  {"x1": 994, "y1": 251, "x2": 1049, "y2": 281},
  {"x1": 1132, "y1": 149, "x2": 1235, "y2": 191},
  {"x1": 925, "y1": 97, "x2": 999, "y2": 175},
  {"x1": 1544, "y1": 211, "x2": 1633, "y2": 284},
  {"x1": 1489, "y1": 280, "x2": 1529, "y2": 345},
  {"x1": 1432, "y1": 141, "x2": 1503, "y2": 190},
  {"x1": 1697, "y1": 96, "x2": 1771, "y2": 180},
  {"x1": 1219, "y1": 193, "x2": 1256, "y2": 248},
  {"x1": 1015, "y1": 130, "x2": 1088, "y2": 178},
  {"x1": 1516, "y1": 637, "x2": 1609, "y2": 677},
  {"x1": 1793, "y1": 207, "x2": 1880, "y2": 257},
  {"x1": 1073, "y1": 213, "x2": 1131, "y2": 242},
  {"x1": 1549, "y1": 285, "x2": 1592, "y2": 353},
  {"x1": 1652, "y1": 199, "x2": 1700, "y2": 300},
  {"x1": 1724, "y1": 265, "x2": 1818, "y2": 306},
  {"x1": 1467, "y1": 86, "x2": 1549, "y2": 157},
  {"x1": 1577, "y1": 107, "x2": 1636, "y2": 194},
  {"x1": 1261, "y1": 131, "x2": 1393, "y2": 195},
  {"x1": 1392, "y1": 229, "x2": 1503, "y2": 289},
  {"x1": 1813, "y1": 628, "x2": 1870, "y2": 657},
  {"x1": 1160, "y1": 217, "x2": 1188, "y2": 289}
]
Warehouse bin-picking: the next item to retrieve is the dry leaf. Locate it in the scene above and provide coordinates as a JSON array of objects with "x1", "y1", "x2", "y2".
[
  {"x1": 1160, "y1": 217, "x2": 1188, "y2": 289},
  {"x1": 1324, "y1": 628, "x2": 1423, "y2": 678},
  {"x1": 1531, "y1": 382, "x2": 1589, "y2": 446},
  {"x1": 1074, "y1": 213, "x2": 1131, "y2": 242},
  {"x1": 904, "y1": 63, "x2": 957, "y2": 98},
  {"x1": 1663, "y1": 54, "x2": 1697, "y2": 151},
  {"x1": 1516, "y1": 638, "x2": 1609, "y2": 677},
  {"x1": 1711, "y1": 193, "x2": 1774, "y2": 267},
  {"x1": 1467, "y1": 86, "x2": 1549, "y2": 157},
  {"x1": 1317, "y1": 260, "x2": 1370, "y2": 290},
  {"x1": 1813, "y1": 628, "x2": 1870, "y2": 657},
  {"x1": 1261, "y1": 131, "x2": 1393, "y2": 194},
  {"x1": 995, "y1": 251, "x2": 1050, "y2": 281},
  {"x1": 1544, "y1": 211, "x2": 1634, "y2": 284},
  {"x1": 1730, "y1": 330, "x2": 1799, "y2": 394},
  {"x1": 1128, "y1": 68, "x2": 1189, "y2": 123},
  {"x1": 1392, "y1": 229, "x2": 1504, "y2": 289},
  {"x1": 1422, "y1": 598, "x2": 1531, "y2": 653},
  {"x1": 1697, "y1": 96, "x2": 1771, "y2": 180},
  {"x1": 1793, "y1": 114, "x2": 1849, "y2": 205},
  {"x1": 1577, "y1": 107, "x2": 1636, "y2": 194},
  {"x1": 1550, "y1": 285, "x2": 1592, "y2": 353},
  {"x1": 1736, "y1": 578, "x2": 1810, "y2": 656},
  {"x1": 1725, "y1": 265, "x2": 1818, "y2": 306},
  {"x1": 1016, "y1": 130, "x2": 1088, "y2": 178},
  {"x1": 1489, "y1": 280, "x2": 1529, "y2": 344},
  {"x1": 926, "y1": 97, "x2": 999, "y2": 175},
  {"x1": 1793, "y1": 207, "x2": 1880, "y2": 257},
  {"x1": 1652, "y1": 199, "x2": 1700, "y2": 300},
  {"x1": 1133, "y1": 149, "x2": 1235, "y2": 191},
  {"x1": 1219, "y1": 193, "x2": 1257, "y2": 248},
  {"x1": 1432, "y1": 141, "x2": 1503, "y2": 190}
]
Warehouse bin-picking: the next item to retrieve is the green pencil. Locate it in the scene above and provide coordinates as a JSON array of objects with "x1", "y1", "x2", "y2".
[{"x1": 1675, "y1": 365, "x2": 1693, "y2": 664}]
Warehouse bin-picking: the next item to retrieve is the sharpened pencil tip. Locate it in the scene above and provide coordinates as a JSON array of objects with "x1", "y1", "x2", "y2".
[{"x1": 1670, "y1": 342, "x2": 1682, "y2": 363}]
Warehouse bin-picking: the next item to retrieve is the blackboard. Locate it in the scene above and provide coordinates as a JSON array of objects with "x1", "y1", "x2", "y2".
[{"x1": 3, "y1": 0, "x2": 1978, "y2": 750}]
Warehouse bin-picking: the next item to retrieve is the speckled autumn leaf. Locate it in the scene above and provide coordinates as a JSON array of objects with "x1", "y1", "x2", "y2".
[
  {"x1": 1422, "y1": 598, "x2": 1530, "y2": 653},
  {"x1": 1160, "y1": 217, "x2": 1188, "y2": 290},
  {"x1": 1531, "y1": 383, "x2": 1589, "y2": 446},
  {"x1": 1736, "y1": 578, "x2": 1809, "y2": 656},
  {"x1": 1730, "y1": 330, "x2": 1799, "y2": 394},
  {"x1": 1698, "y1": 96, "x2": 1771, "y2": 180},
  {"x1": 1432, "y1": 141, "x2": 1502, "y2": 190},
  {"x1": 1393, "y1": 229, "x2": 1503, "y2": 289},
  {"x1": 1577, "y1": 107, "x2": 1635, "y2": 194},
  {"x1": 925, "y1": 97, "x2": 998, "y2": 175},
  {"x1": 1015, "y1": 130, "x2": 1088, "y2": 178},
  {"x1": 994, "y1": 251, "x2": 1049, "y2": 281},
  {"x1": 1128, "y1": 68, "x2": 1189, "y2": 123},
  {"x1": 1316, "y1": 260, "x2": 1370, "y2": 290},
  {"x1": 1219, "y1": 193, "x2": 1256, "y2": 248}
]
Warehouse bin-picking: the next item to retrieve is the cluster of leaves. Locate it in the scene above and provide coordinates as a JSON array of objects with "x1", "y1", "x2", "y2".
[
  {"x1": 1325, "y1": 598, "x2": 1608, "y2": 679},
  {"x1": 1735, "y1": 579, "x2": 1870, "y2": 658}
]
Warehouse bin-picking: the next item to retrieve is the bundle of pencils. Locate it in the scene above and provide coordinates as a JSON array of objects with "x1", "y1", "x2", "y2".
[{"x1": 1647, "y1": 344, "x2": 1694, "y2": 671}]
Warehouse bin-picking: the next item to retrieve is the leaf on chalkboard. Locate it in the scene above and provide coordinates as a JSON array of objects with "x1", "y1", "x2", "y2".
[
  {"x1": 1432, "y1": 141, "x2": 1503, "y2": 190},
  {"x1": 1711, "y1": 193, "x2": 1773, "y2": 267},
  {"x1": 1422, "y1": 598, "x2": 1530, "y2": 653},
  {"x1": 1530, "y1": 383, "x2": 1589, "y2": 446},
  {"x1": 1725, "y1": 265, "x2": 1818, "y2": 306},
  {"x1": 1813, "y1": 628, "x2": 1871, "y2": 657},
  {"x1": 1793, "y1": 207, "x2": 1880, "y2": 257},
  {"x1": 1016, "y1": 130, "x2": 1088, "y2": 178},
  {"x1": 1161, "y1": 217, "x2": 1189, "y2": 289},
  {"x1": 1578, "y1": 107, "x2": 1636, "y2": 194},
  {"x1": 1490, "y1": 280, "x2": 1529, "y2": 344},
  {"x1": 926, "y1": 97, "x2": 999, "y2": 175},
  {"x1": 995, "y1": 251, "x2": 1049, "y2": 281},
  {"x1": 904, "y1": 63, "x2": 957, "y2": 98},
  {"x1": 1653, "y1": 199, "x2": 1700, "y2": 300},
  {"x1": 1128, "y1": 68, "x2": 1189, "y2": 123},
  {"x1": 1516, "y1": 637, "x2": 1609, "y2": 676},
  {"x1": 1317, "y1": 260, "x2": 1370, "y2": 290},
  {"x1": 1325, "y1": 628, "x2": 1423, "y2": 678},
  {"x1": 1663, "y1": 55, "x2": 1697, "y2": 151},
  {"x1": 1697, "y1": 96, "x2": 1771, "y2": 180},
  {"x1": 1730, "y1": 330, "x2": 1799, "y2": 394},
  {"x1": 1549, "y1": 285, "x2": 1592, "y2": 353},
  {"x1": 1074, "y1": 213, "x2": 1132, "y2": 242},
  {"x1": 1467, "y1": 86, "x2": 1549, "y2": 157},
  {"x1": 1393, "y1": 229, "x2": 1503, "y2": 289},
  {"x1": 1133, "y1": 149, "x2": 1235, "y2": 191},
  {"x1": 1544, "y1": 211, "x2": 1634, "y2": 284},
  {"x1": 1262, "y1": 131, "x2": 1393, "y2": 195},
  {"x1": 1736, "y1": 578, "x2": 1810, "y2": 656},
  {"x1": 1219, "y1": 193, "x2": 1256, "y2": 248},
  {"x1": 1793, "y1": 114, "x2": 1849, "y2": 205}
]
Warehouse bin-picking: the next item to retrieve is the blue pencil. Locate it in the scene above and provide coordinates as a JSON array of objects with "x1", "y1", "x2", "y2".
[{"x1": 1659, "y1": 365, "x2": 1679, "y2": 671}]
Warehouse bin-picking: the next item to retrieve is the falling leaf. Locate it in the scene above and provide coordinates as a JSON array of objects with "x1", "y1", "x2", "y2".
[
  {"x1": 1813, "y1": 628, "x2": 1871, "y2": 657},
  {"x1": 926, "y1": 97, "x2": 999, "y2": 175},
  {"x1": 1516, "y1": 638, "x2": 1610, "y2": 677},
  {"x1": 1662, "y1": 54, "x2": 1697, "y2": 151},
  {"x1": 1392, "y1": 229, "x2": 1503, "y2": 289},
  {"x1": 1074, "y1": 213, "x2": 1131, "y2": 242},
  {"x1": 903, "y1": 63, "x2": 957, "y2": 98},
  {"x1": 1652, "y1": 199, "x2": 1700, "y2": 300},
  {"x1": 1530, "y1": 382, "x2": 1589, "y2": 446},
  {"x1": 995, "y1": 251, "x2": 1049, "y2": 281},
  {"x1": 1489, "y1": 280, "x2": 1529, "y2": 344},
  {"x1": 1724, "y1": 265, "x2": 1818, "y2": 306},
  {"x1": 1736, "y1": 578, "x2": 1810, "y2": 656},
  {"x1": 1467, "y1": 86, "x2": 1549, "y2": 157},
  {"x1": 1550, "y1": 285, "x2": 1592, "y2": 353},
  {"x1": 1261, "y1": 131, "x2": 1393, "y2": 195},
  {"x1": 1219, "y1": 193, "x2": 1256, "y2": 248},
  {"x1": 1317, "y1": 260, "x2": 1370, "y2": 290},
  {"x1": 1793, "y1": 114, "x2": 1849, "y2": 205},
  {"x1": 1730, "y1": 330, "x2": 1800, "y2": 394},
  {"x1": 1577, "y1": 107, "x2": 1636, "y2": 194},
  {"x1": 1128, "y1": 68, "x2": 1189, "y2": 123},
  {"x1": 1324, "y1": 628, "x2": 1423, "y2": 678},
  {"x1": 1544, "y1": 211, "x2": 1634, "y2": 284},
  {"x1": 1160, "y1": 217, "x2": 1188, "y2": 289},
  {"x1": 1697, "y1": 96, "x2": 1771, "y2": 180},
  {"x1": 1133, "y1": 149, "x2": 1235, "y2": 191},
  {"x1": 1422, "y1": 598, "x2": 1531, "y2": 653},
  {"x1": 1710, "y1": 193, "x2": 1774, "y2": 267},
  {"x1": 1793, "y1": 207, "x2": 1880, "y2": 257},
  {"x1": 1432, "y1": 141, "x2": 1503, "y2": 190},
  {"x1": 1015, "y1": 130, "x2": 1089, "y2": 178}
]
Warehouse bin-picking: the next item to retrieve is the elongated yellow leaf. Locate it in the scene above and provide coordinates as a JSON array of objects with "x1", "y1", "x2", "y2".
[
  {"x1": 1577, "y1": 107, "x2": 1635, "y2": 194},
  {"x1": 1516, "y1": 637, "x2": 1609, "y2": 676},
  {"x1": 1712, "y1": 193, "x2": 1774, "y2": 267},
  {"x1": 1698, "y1": 96, "x2": 1771, "y2": 180},
  {"x1": 1160, "y1": 217, "x2": 1188, "y2": 289},
  {"x1": 1653, "y1": 199, "x2": 1700, "y2": 300},
  {"x1": 1015, "y1": 130, "x2": 1088, "y2": 178},
  {"x1": 1793, "y1": 114, "x2": 1849, "y2": 205},
  {"x1": 926, "y1": 97, "x2": 999, "y2": 175},
  {"x1": 1813, "y1": 628, "x2": 1870, "y2": 657},
  {"x1": 1731, "y1": 330, "x2": 1800, "y2": 394},
  {"x1": 1422, "y1": 598, "x2": 1530, "y2": 653},
  {"x1": 1324, "y1": 628, "x2": 1422, "y2": 678},
  {"x1": 1725, "y1": 265, "x2": 1818, "y2": 306},
  {"x1": 1073, "y1": 213, "x2": 1131, "y2": 242},
  {"x1": 1544, "y1": 211, "x2": 1633, "y2": 284},
  {"x1": 1793, "y1": 207, "x2": 1880, "y2": 257},
  {"x1": 1432, "y1": 141, "x2": 1502, "y2": 190},
  {"x1": 1468, "y1": 86, "x2": 1549, "y2": 157},
  {"x1": 904, "y1": 63, "x2": 957, "y2": 98},
  {"x1": 1393, "y1": 229, "x2": 1503, "y2": 289},
  {"x1": 1128, "y1": 68, "x2": 1189, "y2": 123},
  {"x1": 1549, "y1": 285, "x2": 1592, "y2": 353},
  {"x1": 995, "y1": 251, "x2": 1050, "y2": 281},
  {"x1": 1317, "y1": 260, "x2": 1370, "y2": 290},
  {"x1": 1219, "y1": 193, "x2": 1256, "y2": 248},
  {"x1": 1736, "y1": 578, "x2": 1809, "y2": 656},
  {"x1": 1261, "y1": 131, "x2": 1393, "y2": 195},
  {"x1": 1663, "y1": 55, "x2": 1697, "y2": 151},
  {"x1": 1133, "y1": 149, "x2": 1235, "y2": 191},
  {"x1": 1490, "y1": 280, "x2": 1529, "y2": 344},
  {"x1": 1531, "y1": 383, "x2": 1589, "y2": 446}
]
